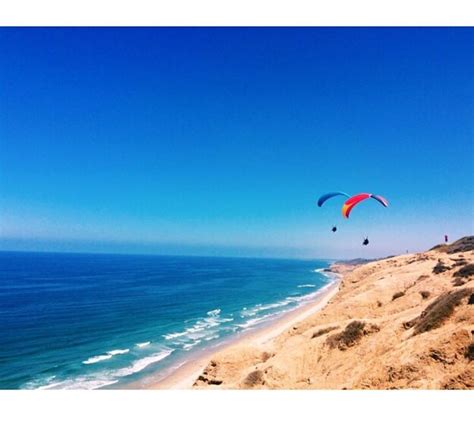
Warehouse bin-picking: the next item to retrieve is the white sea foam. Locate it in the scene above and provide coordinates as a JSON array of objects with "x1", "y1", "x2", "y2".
[
  {"x1": 108, "y1": 349, "x2": 129, "y2": 356},
  {"x1": 163, "y1": 331, "x2": 188, "y2": 340},
  {"x1": 236, "y1": 271, "x2": 340, "y2": 331},
  {"x1": 32, "y1": 348, "x2": 174, "y2": 390},
  {"x1": 162, "y1": 309, "x2": 233, "y2": 343},
  {"x1": 204, "y1": 334, "x2": 220, "y2": 341},
  {"x1": 115, "y1": 349, "x2": 174, "y2": 377},
  {"x1": 235, "y1": 313, "x2": 275, "y2": 329},
  {"x1": 183, "y1": 340, "x2": 201, "y2": 351},
  {"x1": 136, "y1": 341, "x2": 151, "y2": 348},
  {"x1": 239, "y1": 297, "x2": 294, "y2": 318},
  {"x1": 37, "y1": 381, "x2": 66, "y2": 390},
  {"x1": 32, "y1": 375, "x2": 119, "y2": 390},
  {"x1": 83, "y1": 354, "x2": 113, "y2": 365},
  {"x1": 83, "y1": 348, "x2": 129, "y2": 364}
]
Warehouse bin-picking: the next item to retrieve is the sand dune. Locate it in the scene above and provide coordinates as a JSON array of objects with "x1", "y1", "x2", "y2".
[{"x1": 192, "y1": 237, "x2": 473, "y2": 389}]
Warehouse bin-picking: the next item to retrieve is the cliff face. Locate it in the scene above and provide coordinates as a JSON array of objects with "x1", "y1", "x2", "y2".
[{"x1": 194, "y1": 238, "x2": 474, "y2": 389}]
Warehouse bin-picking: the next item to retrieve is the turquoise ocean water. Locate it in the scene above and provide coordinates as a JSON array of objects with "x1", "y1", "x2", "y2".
[{"x1": 0, "y1": 252, "x2": 337, "y2": 389}]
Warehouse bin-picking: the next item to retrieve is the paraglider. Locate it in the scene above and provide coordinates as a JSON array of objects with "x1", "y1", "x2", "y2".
[
  {"x1": 317, "y1": 192, "x2": 349, "y2": 235},
  {"x1": 317, "y1": 192, "x2": 350, "y2": 207},
  {"x1": 317, "y1": 191, "x2": 389, "y2": 247},
  {"x1": 341, "y1": 193, "x2": 388, "y2": 219}
]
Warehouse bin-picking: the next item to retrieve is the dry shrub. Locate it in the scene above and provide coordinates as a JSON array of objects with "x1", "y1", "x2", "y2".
[
  {"x1": 326, "y1": 321, "x2": 379, "y2": 350},
  {"x1": 311, "y1": 326, "x2": 337, "y2": 339},
  {"x1": 420, "y1": 290, "x2": 430, "y2": 299},
  {"x1": 260, "y1": 352, "x2": 272, "y2": 362},
  {"x1": 453, "y1": 278, "x2": 465, "y2": 287},
  {"x1": 466, "y1": 343, "x2": 474, "y2": 361},
  {"x1": 392, "y1": 291, "x2": 405, "y2": 301},
  {"x1": 469, "y1": 294, "x2": 474, "y2": 305},
  {"x1": 433, "y1": 260, "x2": 450, "y2": 274},
  {"x1": 195, "y1": 374, "x2": 222, "y2": 385},
  {"x1": 442, "y1": 368, "x2": 474, "y2": 389},
  {"x1": 453, "y1": 264, "x2": 474, "y2": 278},
  {"x1": 412, "y1": 288, "x2": 473, "y2": 335},
  {"x1": 242, "y1": 370, "x2": 264, "y2": 387}
]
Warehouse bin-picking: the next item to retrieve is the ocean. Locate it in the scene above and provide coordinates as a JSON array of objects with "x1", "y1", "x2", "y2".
[{"x1": 0, "y1": 251, "x2": 337, "y2": 389}]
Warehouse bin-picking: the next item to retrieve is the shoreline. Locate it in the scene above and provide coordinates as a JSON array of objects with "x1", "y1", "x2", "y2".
[{"x1": 149, "y1": 272, "x2": 341, "y2": 389}]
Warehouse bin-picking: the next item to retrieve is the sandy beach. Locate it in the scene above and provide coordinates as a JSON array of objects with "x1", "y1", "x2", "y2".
[{"x1": 153, "y1": 237, "x2": 473, "y2": 389}]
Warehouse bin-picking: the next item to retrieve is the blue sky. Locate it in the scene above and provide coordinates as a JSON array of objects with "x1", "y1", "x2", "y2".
[{"x1": 0, "y1": 28, "x2": 473, "y2": 258}]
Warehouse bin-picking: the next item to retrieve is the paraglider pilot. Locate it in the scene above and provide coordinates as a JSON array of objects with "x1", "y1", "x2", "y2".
[
  {"x1": 362, "y1": 237, "x2": 369, "y2": 246},
  {"x1": 331, "y1": 225, "x2": 337, "y2": 233}
]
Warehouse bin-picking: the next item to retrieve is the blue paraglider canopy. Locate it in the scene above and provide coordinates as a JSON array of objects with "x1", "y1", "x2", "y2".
[{"x1": 317, "y1": 192, "x2": 350, "y2": 207}]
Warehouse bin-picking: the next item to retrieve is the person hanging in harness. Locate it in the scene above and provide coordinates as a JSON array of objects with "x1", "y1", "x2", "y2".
[
  {"x1": 362, "y1": 237, "x2": 369, "y2": 246},
  {"x1": 331, "y1": 225, "x2": 337, "y2": 233}
]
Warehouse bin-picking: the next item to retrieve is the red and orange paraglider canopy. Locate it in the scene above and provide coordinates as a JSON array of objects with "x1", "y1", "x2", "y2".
[{"x1": 341, "y1": 193, "x2": 389, "y2": 218}]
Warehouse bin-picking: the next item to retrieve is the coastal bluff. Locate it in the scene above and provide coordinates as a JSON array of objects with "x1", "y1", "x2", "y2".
[{"x1": 193, "y1": 237, "x2": 474, "y2": 389}]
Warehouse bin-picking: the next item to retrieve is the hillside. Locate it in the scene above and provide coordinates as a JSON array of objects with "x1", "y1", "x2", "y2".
[{"x1": 193, "y1": 237, "x2": 474, "y2": 389}]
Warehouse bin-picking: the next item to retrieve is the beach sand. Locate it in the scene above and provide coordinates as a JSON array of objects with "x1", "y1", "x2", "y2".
[{"x1": 152, "y1": 237, "x2": 473, "y2": 389}]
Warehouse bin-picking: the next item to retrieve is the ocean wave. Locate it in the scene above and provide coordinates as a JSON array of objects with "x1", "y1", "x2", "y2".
[
  {"x1": 29, "y1": 374, "x2": 119, "y2": 390},
  {"x1": 237, "y1": 274, "x2": 337, "y2": 326},
  {"x1": 314, "y1": 267, "x2": 338, "y2": 281},
  {"x1": 45, "y1": 378, "x2": 119, "y2": 390},
  {"x1": 115, "y1": 349, "x2": 174, "y2": 377},
  {"x1": 162, "y1": 308, "x2": 233, "y2": 343},
  {"x1": 23, "y1": 375, "x2": 57, "y2": 390},
  {"x1": 240, "y1": 301, "x2": 288, "y2": 317},
  {"x1": 31, "y1": 348, "x2": 174, "y2": 390},
  {"x1": 136, "y1": 341, "x2": 151, "y2": 348},
  {"x1": 108, "y1": 349, "x2": 129, "y2": 356},
  {"x1": 163, "y1": 331, "x2": 188, "y2": 340},
  {"x1": 83, "y1": 354, "x2": 113, "y2": 365},
  {"x1": 235, "y1": 312, "x2": 276, "y2": 329},
  {"x1": 204, "y1": 334, "x2": 220, "y2": 341},
  {"x1": 83, "y1": 348, "x2": 130, "y2": 364},
  {"x1": 183, "y1": 340, "x2": 201, "y2": 351},
  {"x1": 239, "y1": 295, "x2": 302, "y2": 318}
]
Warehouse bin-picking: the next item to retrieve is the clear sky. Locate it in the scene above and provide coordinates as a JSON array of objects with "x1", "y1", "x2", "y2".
[{"x1": 0, "y1": 28, "x2": 473, "y2": 259}]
